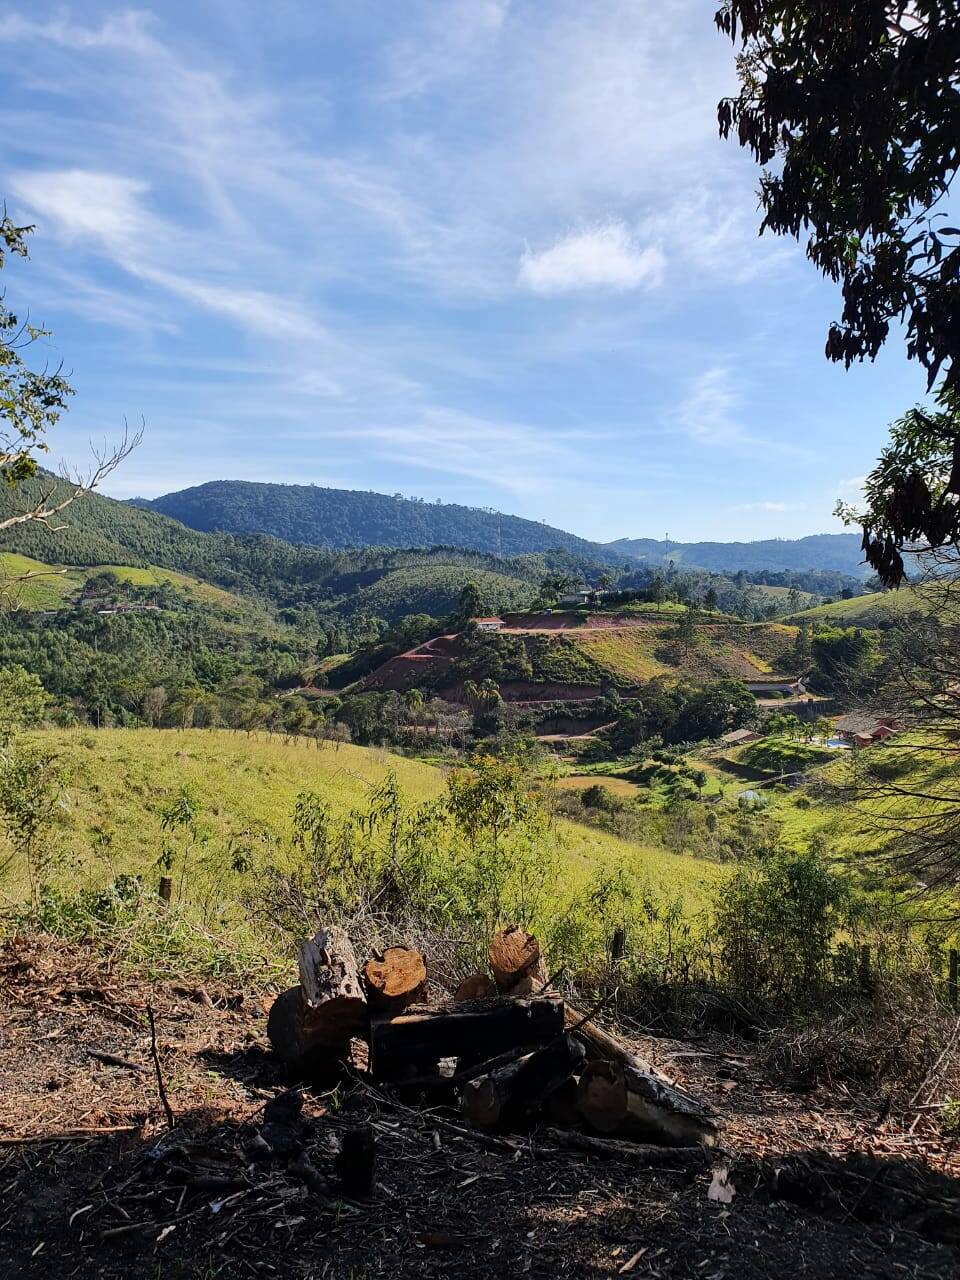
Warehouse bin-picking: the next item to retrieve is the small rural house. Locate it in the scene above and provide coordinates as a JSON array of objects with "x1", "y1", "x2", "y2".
[
  {"x1": 472, "y1": 616, "x2": 504, "y2": 632},
  {"x1": 720, "y1": 727, "x2": 761, "y2": 746},
  {"x1": 834, "y1": 711, "x2": 899, "y2": 748}
]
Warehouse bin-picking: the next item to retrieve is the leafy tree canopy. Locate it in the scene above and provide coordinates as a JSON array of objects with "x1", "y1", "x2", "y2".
[{"x1": 717, "y1": 2, "x2": 960, "y2": 581}]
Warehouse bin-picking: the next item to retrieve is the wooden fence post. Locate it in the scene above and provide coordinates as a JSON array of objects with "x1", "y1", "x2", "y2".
[
  {"x1": 858, "y1": 944, "x2": 871, "y2": 993},
  {"x1": 158, "y1": 876, "x2": 173, "y2": 906}
]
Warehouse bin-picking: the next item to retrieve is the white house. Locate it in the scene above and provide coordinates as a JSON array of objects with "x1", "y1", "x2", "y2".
[{"x1": 473, "y1": 616, "x2": 504, "y2": 632}]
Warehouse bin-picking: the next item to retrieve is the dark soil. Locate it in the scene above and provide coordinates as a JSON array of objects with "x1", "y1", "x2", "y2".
[{"x1": 3, "y1": 933, "x2": 960, "y2": 1279}]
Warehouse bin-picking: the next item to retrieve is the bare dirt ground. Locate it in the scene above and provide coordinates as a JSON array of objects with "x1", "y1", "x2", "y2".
[{"x1": 3, "y1": 933, "x2": 960, "y2": 1279}]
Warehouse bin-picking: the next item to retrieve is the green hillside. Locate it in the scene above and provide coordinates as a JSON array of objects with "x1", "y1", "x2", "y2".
[
  {"x1": 786, "y1": 585, "x2": 933, "y2": 628},
  {"x1": 0, "y1": 730, "x2": 724, "y2": 962},
  {"x1": 344, "y1": 564, "x2": 534, "y2": 619},
  {"x1": 137, "y1": 479, "x2": 626, "y2": 562},
  {"x1": 0, "y1": 477, "x2": 594, "y2": 624},
  {"x1": 0, "y1": 552, "x2": 254, "y2": 617}
]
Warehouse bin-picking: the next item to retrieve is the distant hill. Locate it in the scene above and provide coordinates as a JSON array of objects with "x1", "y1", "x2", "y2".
[
  {"x1": 133, "y1": 480, "x2": 626, "y2": 562},
  {"x1": 0, "y1": 476, "x2": 562, "y2": 622},
  {"x1": 607, "y1": 533, "x2": 868, "y2": 577}
]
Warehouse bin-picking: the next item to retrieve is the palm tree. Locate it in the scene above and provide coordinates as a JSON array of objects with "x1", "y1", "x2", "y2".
[{"x1": 404, "y1": 687, "x2": 425, "y2": 716}]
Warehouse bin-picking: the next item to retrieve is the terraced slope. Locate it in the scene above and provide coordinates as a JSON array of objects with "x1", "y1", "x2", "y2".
[{"x1": 363, "y1": 616, "x2": 799, "y2": 698}]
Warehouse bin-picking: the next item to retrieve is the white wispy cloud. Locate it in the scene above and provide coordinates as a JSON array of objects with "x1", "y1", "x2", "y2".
[
  {"x1": 0, "y1": 11, "x2": 159, "y2": 54},
  {"x1": 518, "y1": 223, "x2": 665, "y2": 295},
  {"x1": 677, "y1": 367, "x2": 745, "y2": 446},
  {"x1": 380, "y1": 0, "x2": 511, "y2": 100}
]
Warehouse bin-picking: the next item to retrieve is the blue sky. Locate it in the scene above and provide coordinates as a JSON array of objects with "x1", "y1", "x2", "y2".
[{"x1": 0, "y1": 1, "x2": 930, "y2": 542}]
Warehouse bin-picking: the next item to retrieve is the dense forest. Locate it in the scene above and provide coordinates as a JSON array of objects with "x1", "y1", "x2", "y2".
[{"x1": 134, "y1": 479, "x2": 627, "y2": 561}]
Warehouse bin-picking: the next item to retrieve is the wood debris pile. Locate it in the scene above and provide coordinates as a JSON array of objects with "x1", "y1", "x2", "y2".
[{"x1": 267, "y1": 923, "x2": 719, "y2": 1152}]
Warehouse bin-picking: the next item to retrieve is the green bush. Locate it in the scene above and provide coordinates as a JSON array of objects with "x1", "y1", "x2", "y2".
[{"x1": 714, "y1": 846, "x2": 849, "y2": 1002}]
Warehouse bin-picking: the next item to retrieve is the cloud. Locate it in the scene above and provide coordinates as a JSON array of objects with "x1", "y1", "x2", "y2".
[
  {"x1": 677, "y1": 367, "x2": 744, "y2": 446},
  {"x1": 0, "y1": 11, "x2": 159, "y2": 55},
  {"x1": 838, "y1": 475, "x2": 868, "y2": 490},
  {"x1": 381, "y1": 0, "x2": 511, "y2": 100},
  {"x1": 518, "y1": 223, "x2": 665, "y2": 295},
  {"x1": 10, "y1": 168, "x2": 326, "y2": 344}
]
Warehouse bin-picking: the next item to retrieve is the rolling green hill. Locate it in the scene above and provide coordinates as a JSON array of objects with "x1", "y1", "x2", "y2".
[
  {"x1": 1, "y1": 730, "x2": 725, "y2": 963},
  {"x1": 786, "y1": 585, "x2": 934, "y2": 628},
  {"x1": 135, "y1": 479, "x2": 627, "y2": 562},
  {"x1": 343, "y1": 564, "x2": 534, "y2": 619},
  {"x1": 0, "y1": 477, "x2": 590, "y2": 623},
  {"x1": 0, "y1": 552, "x2": 255, "y2": 617}
]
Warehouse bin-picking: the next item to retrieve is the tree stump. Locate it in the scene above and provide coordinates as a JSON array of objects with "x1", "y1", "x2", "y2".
[
  {"x1": 297, "y1": 927, "x2": 367, "y2": 1051},
  {"x1": 489, "y1": 925, "x2": 547, "y2": 994},
  {"x1": 453, "y1": 973, "x2": 498, "y2": 1003},
  {"x1": 362, "y1": 947, "x2": 427, "y2": 1012}
]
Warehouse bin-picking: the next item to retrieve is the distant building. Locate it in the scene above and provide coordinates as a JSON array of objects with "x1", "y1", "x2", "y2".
[
  {"x1": 744, "y1": 676, "x2": 806, "y2": 697},
  {"x1": 834, "y1": 711, "x2": 899, "y2": 748},
  {"x1": 96, "y1": 602, "x2": 161, "y2": 615},
  {"x1": 472, "y1": 616, "x2": 504, "y2": 632},
  {"x1": 559, "y1": 587, "x2": 593, "y2": 607},
  {"x1": 720, "y1": 727, "x2": 761, "y2": 746}
]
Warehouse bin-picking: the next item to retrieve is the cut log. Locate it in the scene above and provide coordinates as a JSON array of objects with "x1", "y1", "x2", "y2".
[
  {"x1": 489, "y1": 925, "x2": 547, "y2": 994},
  {"x1": 297, "y1": 927, "x2": 367, "y2": 1050},
  {"x1": 362, "y1": 947, "x2": 427, "y2": 1012},
  {"x1": 370, "y1": 996, "x2": 564, "y2": 1078},
  {"x1": 453, "y1": 973, "x2": 497, "y2": 1003},
  {"x1": 543, "y1": 1076, "x2": 580, "y2": 1129},
  {"x1": 462, "y1": 1033, "x2": 586, "y2": 1129},
  {"x1": 577, "y1": 1059, "x2": 717, "y2": 1148}
]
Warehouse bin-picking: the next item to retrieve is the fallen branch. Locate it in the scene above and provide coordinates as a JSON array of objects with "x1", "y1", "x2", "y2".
[
  {"x1": 541, "y1": 1128, "x2": 713, "y2": 1167},
  {"x1": 0, "y1": 1125, "x2": 139, "y2": 1145},
  {"x1": 147, "y1": 1004, "x2": 175, "y2": 1129}
]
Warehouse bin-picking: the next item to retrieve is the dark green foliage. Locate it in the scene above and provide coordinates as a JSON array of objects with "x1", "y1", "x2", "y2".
[
  {"x1": 718, "y1": 1, "x2": 960, "y2": 391},
  {"x1": 609, "y1": 678, "x2": 756, "y2": 749},
  {"x1": 717, "y1": 2, "x2": 960, "y2": 579},
  {"x1": 449, "y1": 630, "x2": 533, "y2": 685},
  {"x1": 810, "y1": 626, "x2": 878, "y2": 695},
  {"x1": 715, "y1": 846, "x2": 850, "y2": 1003},
  {"x1": 1, "y1": 217, "x2": 73, "y2": 492},
  {"x1": 137, "y1": 479, "x2": 626, "y2": 562}
]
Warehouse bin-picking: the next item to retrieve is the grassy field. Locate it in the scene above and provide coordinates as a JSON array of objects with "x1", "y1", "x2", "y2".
[
  {"x1": 564, "y1": 620, "x2": 798, "y2": 685},
  {"x1": 786, "y1": 586, "x2": 933, "y2": 628},
  {"x1": 0, "y1": 552, "x2": 251, "y2": 615},
  {"x1": 0, "y1": 729, "x2": 724, "y2": 946}
]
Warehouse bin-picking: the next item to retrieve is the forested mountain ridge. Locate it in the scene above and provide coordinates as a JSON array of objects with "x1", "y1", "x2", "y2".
[
  {"x1": 0, "y1": 475, "x2": 586, "y2": 621},
  {"x1": 133, "y1": 479, "x2": 628, "y2": 562},
  {"x1": 134, "y1": 479, "x2": 868, "y2": 576},
  {"x1": 607, "y1": 532, "x2": 868, "y2": 576}
]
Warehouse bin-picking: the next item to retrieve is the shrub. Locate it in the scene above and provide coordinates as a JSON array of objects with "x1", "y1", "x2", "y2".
[{"x1": 714, "y1": 846, "x2": 849, "y2": 1003}]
